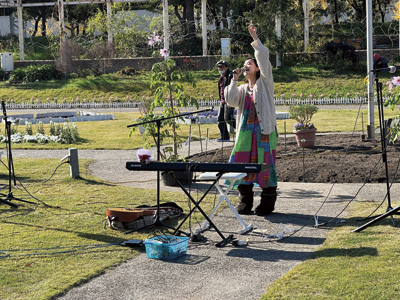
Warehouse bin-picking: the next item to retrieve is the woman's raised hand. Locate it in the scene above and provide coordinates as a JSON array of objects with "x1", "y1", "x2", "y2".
[{"x1": 248, "y1": 20, "x2": 257, "y2": 40}]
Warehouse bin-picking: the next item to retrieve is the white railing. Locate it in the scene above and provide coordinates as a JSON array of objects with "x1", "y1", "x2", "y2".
[{"x1": 3, "y1": 96, "x2": 383, "y2": 110}]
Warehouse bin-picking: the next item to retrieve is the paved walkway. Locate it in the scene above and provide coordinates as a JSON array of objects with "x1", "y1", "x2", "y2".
[{"x1": 11, "y1": 140, "x2": 399, "y2": 300}]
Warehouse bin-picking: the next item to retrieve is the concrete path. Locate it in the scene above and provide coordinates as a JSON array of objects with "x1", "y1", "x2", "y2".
[{"x1": 10, "y1": 141, "x2": 399, "y2": 300}]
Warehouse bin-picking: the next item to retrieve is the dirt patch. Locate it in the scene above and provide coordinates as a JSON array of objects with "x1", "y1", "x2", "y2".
[{"x1": 188, "y1": 133, "x2": 400, "y2": 183}]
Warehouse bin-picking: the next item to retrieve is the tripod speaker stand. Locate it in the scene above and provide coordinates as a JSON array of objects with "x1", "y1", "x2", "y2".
[
  {"x1": 126, "y1": 107, "x2": 213, "y2": 234},
  {"x1": 0, "y1": 101, "x2": 35, "y2": 208},
  {"x1": 353, "y1": 70, "x2": 399, "y2": 232}
]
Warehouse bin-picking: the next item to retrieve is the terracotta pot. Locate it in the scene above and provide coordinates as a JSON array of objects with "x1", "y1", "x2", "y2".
[{"x1": 293, "y1": 128, "x2": 317, "y2": 148}]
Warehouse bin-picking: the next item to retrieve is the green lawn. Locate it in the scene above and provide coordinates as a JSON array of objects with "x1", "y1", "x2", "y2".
[
  {"x1": 4, "y1": 108, "x2": 399, "y2": 150},
  {"x1": 263, "y1": 201, "x2": 400, "y2": 299},
  {"x1": 0, "y1": 65, "x2": 395, "y2": 103},
  {"x1": 0, "y1": 158, "x2": 220, "y2": 300},
  {"x1": 1, "y1": 65, "x2": 400, "y2": 299}
]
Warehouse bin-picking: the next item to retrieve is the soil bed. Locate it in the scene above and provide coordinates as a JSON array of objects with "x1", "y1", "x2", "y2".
[{"x1": 188, "y1": 133, "x2": 400, "y2": 183}]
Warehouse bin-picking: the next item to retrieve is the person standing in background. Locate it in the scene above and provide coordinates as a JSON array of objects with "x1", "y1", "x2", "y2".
[{"x1": 216, "y1": 60, "x2": 236, "y2": 142}]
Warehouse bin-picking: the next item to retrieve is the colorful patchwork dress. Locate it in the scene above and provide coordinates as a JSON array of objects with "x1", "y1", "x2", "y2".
[{"x1": 227, "y1": 88, "x2": 277, "y2": 188}]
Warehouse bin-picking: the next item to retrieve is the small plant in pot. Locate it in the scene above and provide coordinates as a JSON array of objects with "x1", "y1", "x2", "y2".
[{"x1": 288, "y1": 104, "x2": 319, "y2": 148}]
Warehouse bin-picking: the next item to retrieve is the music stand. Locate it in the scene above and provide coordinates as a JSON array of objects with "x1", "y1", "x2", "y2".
[
  {"x1": 353, "y1": 70, "x2": 399, "y2": 232},
  {"x1": 126, "y1": 107, "x2": 213, "y2": 234},
  {"x1": 0, "y1": 101, "x2": 35, "y2": 208}
]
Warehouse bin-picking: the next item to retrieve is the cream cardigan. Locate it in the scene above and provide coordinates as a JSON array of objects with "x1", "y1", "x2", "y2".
[{"x1": 224, "y1": 39, "x2": 276, "y2": 140}]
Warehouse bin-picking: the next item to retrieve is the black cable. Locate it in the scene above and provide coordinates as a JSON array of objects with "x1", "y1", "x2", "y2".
[
  {"x1": 42, "y1": 160, "x2": 70, "y2": 183},
  {"x1": 0, "y1": 158, "x2": 59, "y2": 208},
  {"x1": 0, "y1": 242, "x2": 121, "y2": 259}
]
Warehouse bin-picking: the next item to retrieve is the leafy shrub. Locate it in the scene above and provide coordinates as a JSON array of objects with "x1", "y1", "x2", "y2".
[
  {"x1": 9, "y1": 64, "x2": 63, "y2": 83},
  {"x1": 49, "y1": 121, "x2": 56, "y2": 136},
  {"x1": 37, "y1": 121, "x2": 44, "y2": 134},
  {"x1": 173, "y1": 36, "x2": 203, "y2": 56},
  {"x1": 288, "y1": 104, "x2": 319, "y2": 130},
  {"x1": 76, "y1": 68, "x2": 93, "y2": 78},
  {"x1": 59, "y1": 122, "x2": 79, "y2": 144},
  {"x1": 10, "y1": 124, "x2": 18, "y2": 135},
  {"x1": 117, "y1": 67, "x2": 136, "y2": 76},
  {"x1": 0, "y1": 68, "x2": 5, "y2": 81},
  {"x1": 24, "y1": 122, "x2": 33, "y2": 135},
  {"x1": 321, "y1": 41, "x2": 358, "y2": 68}
]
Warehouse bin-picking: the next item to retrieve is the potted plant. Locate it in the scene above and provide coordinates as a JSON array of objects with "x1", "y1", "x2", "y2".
[
  {"x1": 133, "y1": 46, "x2": 199, "y2": 186},
  {"x1": 288, "y1": 104, "x2": 319, "y2": 148}
]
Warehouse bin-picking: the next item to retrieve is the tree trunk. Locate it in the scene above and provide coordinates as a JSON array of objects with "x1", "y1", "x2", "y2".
[
  {"x1": 40, "y1": 7, "x2": 46, "y2": 36},
  {"x1": 184, "y1": 0, "x2": 196, "y2": 37},
  {"x1": 221, "y1": 0, "x2": 228, "y2": 29}
]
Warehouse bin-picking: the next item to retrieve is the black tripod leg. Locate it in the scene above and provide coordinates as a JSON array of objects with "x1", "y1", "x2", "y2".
[
  {"x1": 353, "y1": 204, "x2": 400, "y2": 232},
  {"x1": 0, "y1": 198, "x2": 18, "y2": 208}
]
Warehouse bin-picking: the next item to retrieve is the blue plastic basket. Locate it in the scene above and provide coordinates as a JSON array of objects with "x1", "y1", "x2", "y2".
[{"x1": 144, "y1": 236, "x2": 189, "y2": 260}]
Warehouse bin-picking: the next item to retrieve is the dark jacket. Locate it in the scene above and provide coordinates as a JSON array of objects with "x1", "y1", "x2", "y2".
[{"x1": 218, "y1": 70, "x2": 232, "y2": 103}]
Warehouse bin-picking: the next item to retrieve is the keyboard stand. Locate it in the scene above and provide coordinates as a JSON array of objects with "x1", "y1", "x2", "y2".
[
  {"x1": 170, "y1": 171, "x2": 234, "y2": 247},
  {"x1": 198, "y1": 172, "x2": 253, "y2": 234}
]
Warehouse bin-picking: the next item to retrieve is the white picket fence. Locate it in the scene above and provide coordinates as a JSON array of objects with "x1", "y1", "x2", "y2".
[{"x1": 2, "y1": 96, "x2": 381, "y2": 111}]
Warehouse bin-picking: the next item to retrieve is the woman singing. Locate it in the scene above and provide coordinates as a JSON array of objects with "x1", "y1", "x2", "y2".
[{"x1": 225, "y1": 21, "x2": 278, "y2": 216}]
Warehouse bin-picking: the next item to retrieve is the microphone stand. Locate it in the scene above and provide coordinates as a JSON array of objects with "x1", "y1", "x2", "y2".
[
  {"x1": 353, "y1": 70, "x2": 399, "y2": 232},
  {"x1": 125, "y1": 107, "x2": 213, "y2": 234},
  {"x1": 0, "y1": 101, "x2": 35, "y2": 208}
]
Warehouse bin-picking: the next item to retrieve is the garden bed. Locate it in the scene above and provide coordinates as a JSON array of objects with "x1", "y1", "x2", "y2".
[{"x1": 188, "y1": 133, "x2": 400, "y2": 183}]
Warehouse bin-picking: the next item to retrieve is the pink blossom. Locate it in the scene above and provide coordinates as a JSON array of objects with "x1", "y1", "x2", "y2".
[
  {"x1": 160, "y1": 48, "x2": 169, "y2": 57},
  {"x1": 389, "y1": 76, "x2": 400, "y2": 91},
  {"x1": 148, "y1": 39, "x2": 155, "y2": 46},
  {"x1": 300, "y1": 93, "x2": 303, "y2": 98},
  {"x1": 154, "y1": 36, "x2": 162, "y2": 43}
]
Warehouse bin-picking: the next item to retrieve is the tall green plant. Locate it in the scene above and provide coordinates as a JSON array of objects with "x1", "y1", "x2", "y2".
[{"x1": 149, "y1": 58, "x2": 199, "y2": 161}]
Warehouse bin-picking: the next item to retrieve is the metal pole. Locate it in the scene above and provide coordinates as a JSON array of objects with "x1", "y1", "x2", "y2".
[
  {"x1": 17, "y1": 3, "x2": 24, "y2": 61},
  {"x1": 304, "y1": 0, "x2": 310, "y2": 52},
  {"x1": 107, "y1": 0, "x2": 113, "y2": 58},
  {"x1": 367, "y1": 0, "x2": 375, "y2": 140},
  {"x1": 201, "y1": 0, "x2": 207, "y2": 56},
  {"x1": 162, "y1": 0, "x2": 169, "y2": 59}
]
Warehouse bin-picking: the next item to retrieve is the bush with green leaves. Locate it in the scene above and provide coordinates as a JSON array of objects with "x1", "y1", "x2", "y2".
[
  {"x1": 289, "y1": 104, "x2": 319, "y2": 130},
  {"x1": 321, "y1": 41, "x2": 358, "y2": 68},
  {"x1": 0, "y1": 68, "x2": 5, "y2": 81},
  {"x1": 24, "y1": 122, "x2": 33, "y2": 135},
  {"x1": 59, "y1": 122, "x2": 79, "y2": 144},
  {"x1": 9, "y1": 64, "x2": 63, "y2": 83},
  {"x1": 37, "y1": 121, "x2": 45, "y2": 135}
]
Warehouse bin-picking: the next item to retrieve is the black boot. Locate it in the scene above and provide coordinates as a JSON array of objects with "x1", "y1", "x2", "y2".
[
  {"x1": 255, "y1": 186, "x2": 277, "y2": 216},
  {"x1": 236, "y1": 184, "x2": 254, "y2": 214}
]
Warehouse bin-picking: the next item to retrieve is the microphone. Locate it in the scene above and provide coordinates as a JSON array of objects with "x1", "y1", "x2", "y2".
[
  {"x1": 232, "y1": 67, "x2": 245, "y2": 74},
  {"x1": 371, "y1": 66, "x2": 397, "y2": 73}
]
